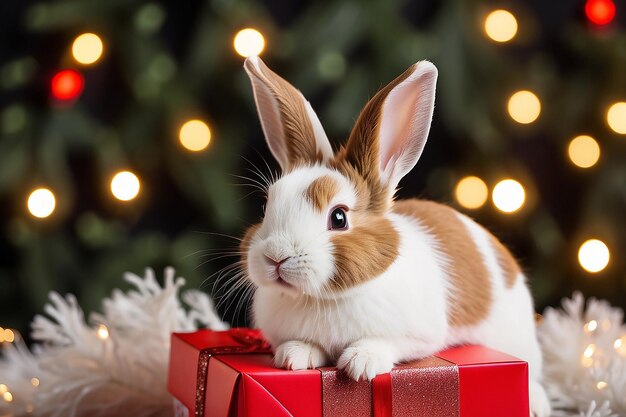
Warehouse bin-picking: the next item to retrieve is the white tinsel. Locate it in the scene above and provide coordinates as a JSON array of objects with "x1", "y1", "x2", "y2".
[
  {"x1": 539, "y1": 292, "x2": 626, "y2": 417},
  {"x1": 0, "y1": 267, "x2": 227, "y2": 417}
]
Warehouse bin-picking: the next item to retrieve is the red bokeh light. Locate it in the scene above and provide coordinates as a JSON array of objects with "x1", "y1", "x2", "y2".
[
  {"x1": 585, "y1": 0, "x2": 616, "y2": 25},
  {"x1": 51, "y1": 70, "x2": 84, "y2": 101}
]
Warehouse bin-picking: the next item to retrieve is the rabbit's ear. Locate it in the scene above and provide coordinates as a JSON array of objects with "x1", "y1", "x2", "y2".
[
  {"x1": 344, "y1": 61, "x2": 437, "y2": 192},
  {"x1": 244, "y1": 56, "x2": 333, "y2": 171}
]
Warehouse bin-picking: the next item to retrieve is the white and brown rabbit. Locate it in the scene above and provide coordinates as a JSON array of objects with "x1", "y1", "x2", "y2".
[{"x1": 240, "y1": 56, "x2": 551, "y2": 417}]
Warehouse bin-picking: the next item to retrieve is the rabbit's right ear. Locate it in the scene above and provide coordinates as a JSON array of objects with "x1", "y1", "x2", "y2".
[{"x1": 244, "y1": 56, "x2": 333, "y2": 171}]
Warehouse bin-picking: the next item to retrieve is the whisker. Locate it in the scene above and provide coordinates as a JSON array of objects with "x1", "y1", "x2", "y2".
[
  {"x1": 192, "y1": 231, "x2": 244, "y2": 242},
  {"x1": 245, "y1": 167, "x2": 272, "y2": 189},
  {"x1": 234, "y1": 189, "x2": 266, "y2": 203},
  {"x1": 218, "y1": 275, "x2": 250, "y2": 315},
  {"x1": 199, "y1": 263, "x2": 243, "y2": 289},
  {"x1": 233, "y1": 282, "x2": 255, "y2": 324},
  {"x1": 241, "y1": 155, "x2": 275, "y2": 188},
  {"x1": 195, "y1": 253, "x2": 245, "y2": 269},
  {"x1": 197, "y1": 252, "x2": 244, "y2": 261},
  {"x1": 214, "y1": 272, "x2": 247, "y2": 304},
  {"x1": 231, "y1": 174, "x2": 268, "y2": 192},
  {"x1": 231, "y1": 181, "x2": 267, "y2": 193},
  {"x1": 195, "y1": 248, "x2": 243, "y2": 255},
  {"x1": 213, "y1": 280, "x2": 247, "y2": 306},
  {"x1": 251, "y1": 149, "x2": 279, "y2": 185},
  {"x1": 196, "y1": 250, "x2": 245, "y2": 258},
  {"x1": 244, "y1": 286, "x2": 257, "y2": 327},
  {"x1": 212, "y1": 263, "x2": 245, "y2": 289}
]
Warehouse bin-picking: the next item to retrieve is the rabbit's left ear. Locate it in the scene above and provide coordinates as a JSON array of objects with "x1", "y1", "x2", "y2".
[
  {"x1": 344, "y1": 61, "x2": 437, "y2": 192},
  {"x1": 244, "y1": 56, "x2": 333, "y2": 171}
]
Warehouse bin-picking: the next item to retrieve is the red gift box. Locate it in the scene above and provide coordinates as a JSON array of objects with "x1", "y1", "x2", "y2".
[{"x1": 167, "y1": 328, "x2": 529, "y2": 417}]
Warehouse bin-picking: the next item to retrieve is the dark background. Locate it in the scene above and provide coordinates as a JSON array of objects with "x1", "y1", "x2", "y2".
[{"x1": 1, "y1": 0, "x2": 625, "y2": 337}]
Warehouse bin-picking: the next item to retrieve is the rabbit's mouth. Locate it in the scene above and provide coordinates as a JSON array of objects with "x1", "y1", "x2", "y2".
[{"x1": 275, "y1": 276, "x2": 294, "y2": 289}]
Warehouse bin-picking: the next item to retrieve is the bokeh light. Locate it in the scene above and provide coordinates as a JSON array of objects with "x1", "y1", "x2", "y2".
[
  {"x1": 578, "y1": 239, "x2": 610, "y2": 273},
  {"x1": 72, "y1": 33, "x2": 104, "y2": 65},
  {"x1": 233, "y1": 28, "x2": 265, "y2": 57},
  {"x1": 568, "y1": 135, "x2": 600, "y2": 168},
  {"x1": 508, "y1": 90, "x2": 541, "y2": 124},
  {"x1": 179, "y1": 119, "x2": 211, "y2": 151},
  {"x1": 27, "y1": 188, "x2": 56, "y2": 218},
  {"x1": 584, "y1": 320, "x2": 598, "y2": 332},
  {"x1": 51, "y1": 69, "x2": 84, "y2": 101},
  {"x1": 607, "y1": 102, "x2": 626, "y2": 134},
  {"x1": 492, "y1": 179, "x2": 526, "y2": 213},
  {"x1": 585, "y1": 0, "x2": 616, "y2": 25},
  {"x1": 615, "y1": 336, "x2": 626, "y2": 356},
  {"x1": 110, "y1": 171, "x2": 140, "y2": 201},
  {"x1": 96, "y1": 324, "x2": 110, "y2": 340},
  {"x1": 2, "y1": 392, "x2": 12, "y2": 403},
  {"x1": 3, "y1": 328, "x2": 14, "y2": 343},
  {"x1": 455, "y1": 176, "x2": 488, "y2": 209},
  {"x1": 484, "y1": 10, "x2": 518, "y2": 43},
  {"x1": 584, "y1": 343, "x2": 596, "y2": 358}
]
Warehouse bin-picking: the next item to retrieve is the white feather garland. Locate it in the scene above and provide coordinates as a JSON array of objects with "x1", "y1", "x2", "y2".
[
  {"x1": 538, "y1": 292, "x2": 626, "y2": 417},
  {"x1": 0, "y1": 267, "x2": 227, "y2": 417},
  {"x1": 2, "y1": 271, "x2": 626, "y2": 417}
]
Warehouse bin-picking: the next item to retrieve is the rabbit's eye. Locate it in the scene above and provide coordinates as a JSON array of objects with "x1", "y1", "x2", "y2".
[{"x1": 329, "y1": 207, "x2": 348, "y2": 230}]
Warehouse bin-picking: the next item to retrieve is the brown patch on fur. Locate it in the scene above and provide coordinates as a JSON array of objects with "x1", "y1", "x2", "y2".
[
  {"x1": 392, "y1": 200, "x2": 492, "y2": 327},
  {"x1": 489, "y1": 234, "x2": 521, "y2": 288},
  {"x1": 246, "y1": 59, "x2": 324, "y2": 168},
  {"x1": 240, "y1": 223, "x2": 261, "y2": 264},
  {"x1": 329, "y1": 216, "x2": 399, "y2": 291},
  {"x1": 304, "y1": 176, "x2": 340, "y2": 212},
  {"x1": 329, "y1": 157, "x2": 385, "y2": 214},
  {"x1": 331, "y1": 64, "x2": 418, "y2": 213}
]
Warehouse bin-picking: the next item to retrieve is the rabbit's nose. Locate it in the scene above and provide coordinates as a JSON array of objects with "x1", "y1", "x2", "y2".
[{"x1": 264, "y1": 255, "x2": 290, "y2": 275}]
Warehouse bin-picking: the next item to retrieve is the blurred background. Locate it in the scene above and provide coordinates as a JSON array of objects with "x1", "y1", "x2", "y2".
[{"x1": 1, "y1": 0, "x2": 625, "y2": 341}]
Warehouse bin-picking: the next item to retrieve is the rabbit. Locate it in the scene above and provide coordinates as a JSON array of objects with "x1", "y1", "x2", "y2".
[{"x1": 239, "y1": 55, "x2": 551, "y2": 417}]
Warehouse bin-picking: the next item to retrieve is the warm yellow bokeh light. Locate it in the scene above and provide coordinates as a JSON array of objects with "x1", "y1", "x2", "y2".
[
  {"x1": 3, "y1": 329, "x2": 14, "y2": 343},
  {"x1": 492, "y1": 179, "x2": 526, "y2": 213},
  {"x1": 96, "y1": 324, "x2": 110, "y2": 340},
  {"x1": 508, "y1": 90, "x2": 541, "y2": 124},
  {"x1": 0, "y1": 384, "x2": 6, "y2": 394},
  {"x1": 578, "y1": 239, "x2": 610, "y2": 273},
  {"x1": 583, "y1": 343, "x2": 596, "y2": 358},
  {"x1": 3, "y1": 392, "x2": 13, "y2": 403},
  {"x1": 583, "y1": 320, "x2": 598, "y2": 332},
  {"x1": 233, "y1": 28, "x2": 265, "y2": 57},
  {"x1": 597, "y1": 381, "x2": 608, "y2": 390},
  {"x1": 179, "y1": 119, "x2": 211, "y2": 151},
  {"x1": 31, "y1": 378, "x2": 40, "y2": 387},
  {"x1": 110, "y1": 171, "x2": 140, "y2": 201},
  {"x1": 72, "y1": 33, "x2": 104, "y2": 65},
  {"x1": 615, "y1": 336, "x2": 626, "y2": 356},
  {"x1": 455, "y1": 176, "x2": 489, "y2": 209},
  {"x1": 607, "y1": 102, "x2": 626, "y2": 134},
  {"x1": 568, "y1": 135, "x2": 600, "y2": 168},
  {"x1": 484, "y1": 10, "x2": 518, "y2": 43},
  {"x1": 27, "y1": 188, "x2": 56, "y2": 218}
]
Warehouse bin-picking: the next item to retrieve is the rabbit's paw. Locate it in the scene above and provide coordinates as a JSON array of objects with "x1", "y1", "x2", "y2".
[
  {"x1": 337, "y1": 339, "x2": 394, "y2": 381},
  {"x1": 274, "y1": 341, "x2": 327, "y2": 370}
]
